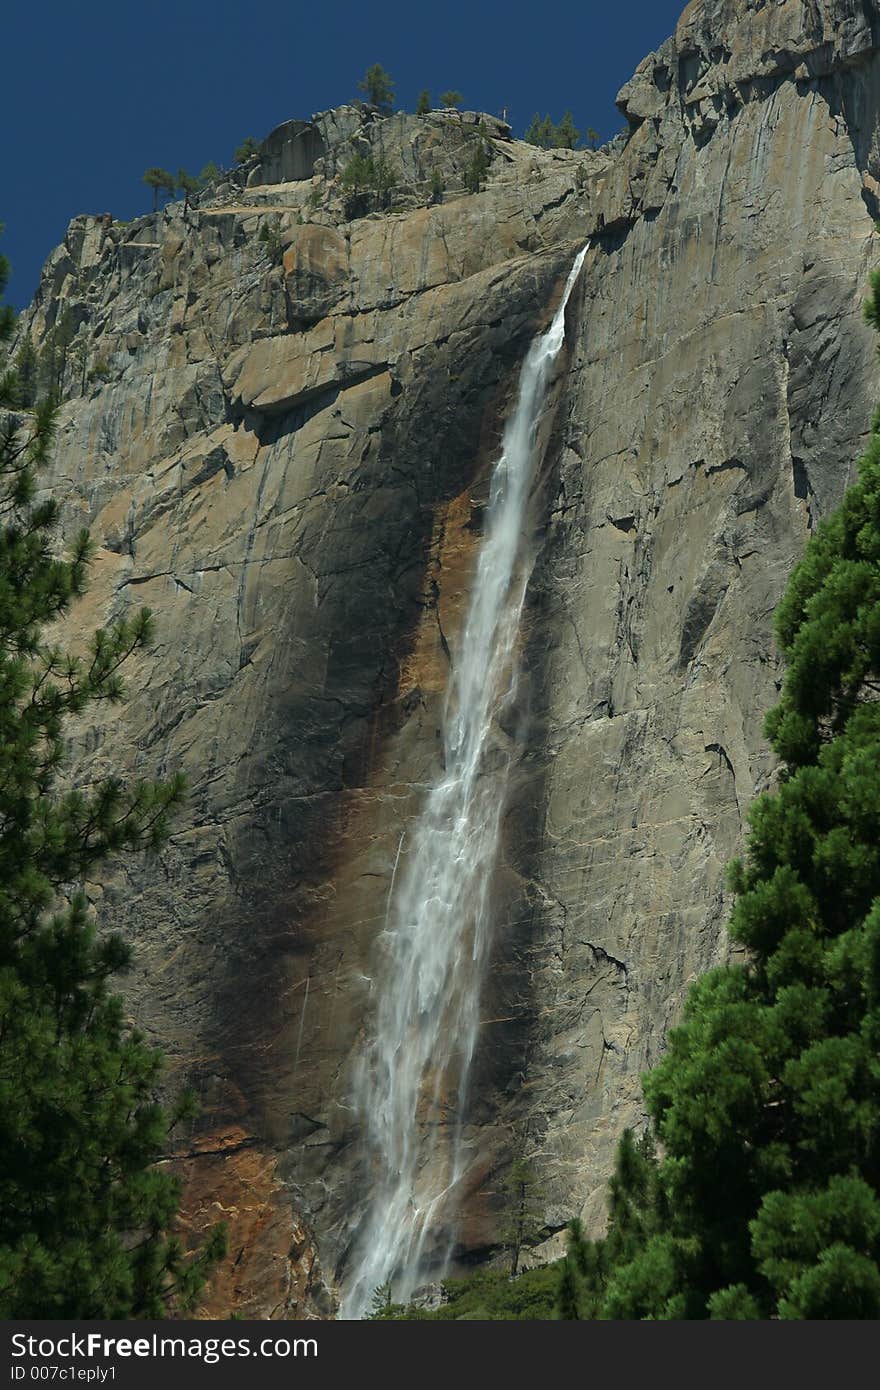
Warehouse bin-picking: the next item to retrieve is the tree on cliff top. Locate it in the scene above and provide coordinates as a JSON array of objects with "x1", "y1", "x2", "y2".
[
  {"x1": 175, "y1": 169, "x2": 200, "y2": 213},
  {"x1": 0, "y1": 236, "x2": 225, "y2": 1316},
  {"x1": 524, "y1": 112, "x2": 581, "y2": 149},
  {"x1": 197, "y1": 161, "x2": 223, "y2": 190},
  {"x1": 524, "y1": 113, "x2": 548, "y2": 147},
  {"x1": 234, "y1": 137, "x2": 260, "y2": 165},
  {"x1": 553, "y1": 111, "x2": 580, "y2": 149},
  {"x1": 141, "y1": 167, "x2": 176, "y2": 213},
  {"x1": 357, "y1": 63, "x2": 395, "y2": 113},
  {"x1": 559, "y1": 273, "x2": 880, "y2": 1321}
]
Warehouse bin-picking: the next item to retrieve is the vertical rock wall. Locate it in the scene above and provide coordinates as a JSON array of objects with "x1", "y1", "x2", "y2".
[
  {"x1": 499, "y1": 0, "x2": 880, "y2": 1251},
  {"x1": 20, "y1": 0, "x2": 880, "y2": 1310}
]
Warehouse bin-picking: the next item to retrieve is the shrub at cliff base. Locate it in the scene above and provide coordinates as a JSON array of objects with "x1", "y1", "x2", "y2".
[
  {"x1": 0, "y1": 236, "x2": 225, "y2": 1317},
  {"x1": 370, "y1": 1264, "x2": 561, "y2": 1320},
  {"x1": 559, "y1": 271, "x2": 880, "y2": 1320}
]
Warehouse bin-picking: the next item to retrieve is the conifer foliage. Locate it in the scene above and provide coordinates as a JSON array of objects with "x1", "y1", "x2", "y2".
[
  {"x1": 524, "y1": 111, "x2": 580, "y2": 149},
  {"x1": 558, "y1": 271, "x2": 880, "y2": 1321},
  {"x1": 141, "y1": 168, "x2": 176, "y2": 213},
  {"x1": 0, "y1": 236, "x2": 225, "y2": 1317},
  {"x1": 357, "y1": 64, "x2": 395, "y2": 114}
]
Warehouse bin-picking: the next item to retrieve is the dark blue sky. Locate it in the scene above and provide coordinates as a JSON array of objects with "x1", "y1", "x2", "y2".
[{"x1": 3, "y1": 0, "x2": 684, "y2": 307}]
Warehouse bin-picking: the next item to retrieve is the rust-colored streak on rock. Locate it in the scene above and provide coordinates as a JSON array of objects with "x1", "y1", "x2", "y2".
[{"x1": 176, "y1": 1126, "x2": 331, "y2": 1319}]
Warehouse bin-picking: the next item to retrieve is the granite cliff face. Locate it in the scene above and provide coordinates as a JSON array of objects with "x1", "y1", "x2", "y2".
[{"x1": 21, "y1": 0, "x2": 880, "y2": 1314}]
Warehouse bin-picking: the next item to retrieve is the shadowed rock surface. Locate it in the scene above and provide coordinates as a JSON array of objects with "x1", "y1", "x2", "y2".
[{"x1": 19, "y1": 0, "x2": 880, "y2": 1313}]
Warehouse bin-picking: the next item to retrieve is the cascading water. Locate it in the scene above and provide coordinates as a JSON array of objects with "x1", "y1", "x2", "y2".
[{"x1": 341, "y1": 246, "x2": 588, "y2": 1319}]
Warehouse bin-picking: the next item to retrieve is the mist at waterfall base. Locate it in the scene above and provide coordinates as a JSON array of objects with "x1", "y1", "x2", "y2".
[{"x1": 340, "y1": 246, "x2": 588, "y2": 1319}]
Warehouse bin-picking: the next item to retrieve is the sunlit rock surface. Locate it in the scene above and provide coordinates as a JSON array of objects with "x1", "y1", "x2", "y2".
[{"x1": 23, "y1": 0, "x2": 880, "y2": 1312}]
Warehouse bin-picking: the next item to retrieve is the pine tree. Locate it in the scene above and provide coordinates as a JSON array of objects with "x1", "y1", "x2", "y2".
[
  {"x1": 0, "y1": 231, "x2": 13, "y2": 347},
  {"x1": 197, "y1": 161, "x2": 222, "y2": 190},
  {"x1": 13, "y1": 338, "x2": 38, "y2": 408},
  {"x1": 141, "y1": 167, "x2": 175, "y2": 214},
  {"x1": 524, "y1": 114, "x2": 558, "y2": 149},
  {"x1": 524, "y1": 113, "x2": 544, "y2": 146},
  {"x1": 357, "y1": 64, "x2": 395, "y2": 114},
  {"x1": 38, "y1": 304, "x2": 76, "y2": 402},
  {"x1": 564, "y1": 271, "x2": 880, "y2": 1321},
  {"x1": 464, "y1": 140, "x2": 490, "y2": 194},
  {"x1": 0, "y1": 236, "x2": 225, "y2": 1317},
  {"x1": 416, "y1": 89, "x2": 431, "y2": 116},
  {"x1": 175, "y1": 169, "x2": 199, "y2": 213},
  {"x1": 440, "y1": 90, "x2": 464, "y2": 109},
  {"x1": 499, "y1": 1154, "x2": 545, "y2": 1276},
  {"x1": 557, "y1": 1258, "x2": 580, "y2": 1320},
  {"x1": 340, "y1": 153, "x2": 375, "y2": 218},
  {"x1": 553, "y1": 111, "x2": 580, "y2": 149},
  {"x1": 368, "y1": 1282, "x2": 394, "y2": 1318},
  {"x1": 233, "y1": 138, "x2": 259, "y2": 166},
  {"x1": 69, "y1": 335, "x2": 89, "y2": 397},
  {"x1": 258, "y1": 216, "x2": 283, "y2": 261},
  {"x1": 556, "y1": 1133, "x2": 666, "y2": 1318},
  {"x1": 372, "y1": 155, "x2": 396, "y2": 209}
]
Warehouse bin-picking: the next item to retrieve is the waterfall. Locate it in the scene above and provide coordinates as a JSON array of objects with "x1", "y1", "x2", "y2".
[{"x1": 341, "y1": 246, "x2": 588, "y2": 1319}]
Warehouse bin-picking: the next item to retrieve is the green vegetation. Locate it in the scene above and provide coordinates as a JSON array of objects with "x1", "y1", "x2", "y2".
[
  {"x1": 553, "y1": 111, "x2": 580, "y2": 149},
  {"x1": 369, "y1": 1282, "x2": 394, "y2": 1317},
  {"x1": 440, "y1": 90, "x2": 464, "y2": 109},
  {"x1": 258, "y1": 215, "x2": 284, "y2": 260},
  {"x1": 524, "y1": 112, "x2": 581, "y2": 149},
  {"x1": 524, "y1": 114, "x2": 553, "y2": 148},
  {"x1": 422, "y1": 1265, "x2": 560, "y2": 1319},
  {"x1": 140, "y1": 155, "x2": 223, "y2": 209},
  {"x1": 13, "y1": 337, "x2": 38, "y2": 408},
  {"x1": 141, "y1": 167, "x2": 176, "y2": 213},
  {"x1": 585, "y1": 127, "x2": 600, "y2": 151},
  {"x1": 340, "y1": 152, "x2": 373, "y2": 209},
  {"x1": 0, "y1": 236, "x2": 12, "y2": 346},
  {"x1": 340, "y1": 154, "x2": 374, "y2": 218},
  {"x1": 553, "y1": 269, "x2": 880, "y2": 1320},
  {"x1": 234, "y1": 137, "x2": 260, "y2": 165},
  {"x1": 88, "y1": 355, "x2": 112, "y2": 386},
  {"x1": 69, "y1": 337, "x2": 89, "y2": 397},
  {"x1": 371, "y1": 1264, "x2": 561, "y2": 1320},
  {"x1": 430, "y1": 168, "x2": 445, "y2": 203},
  {"x1": 0, "y1": 237, "x2": 225, "y2": 1316},
  {"x1": 416, "y1": 89, "x2": 431, "y2": 116},
  {"x1": 197, "y1": 161, "x2": 222, "y2": 189},
  {"x1": 500, "y1": 1155, "x2": 545, "y2": 1276},
  {"x1": 368, "y1": 265, "x2": 880, "y2": 1324},
  {"x1": 175, "y1": 169, "x2": 200, "y2": 212},
  {"x1": 372, "y1": 154, "x2": 396, "y2": 206},
  {"x1": 37, "y1": 304, "x2": 76, "y2": 401},
  {"x1": 357, "y1": 63, "x2": 395, "y2": 114},
  {"x1": 464, "y1": 138, "x2": 490, "y2": 193},
  {"x1": 340, "y1": 152, "x2": 397, "y2": 218}
]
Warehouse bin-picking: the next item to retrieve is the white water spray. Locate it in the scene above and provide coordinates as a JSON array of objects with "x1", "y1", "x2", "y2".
[{"x1": 342, "y1": 246, "x2": 588, "y2": 1318}]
